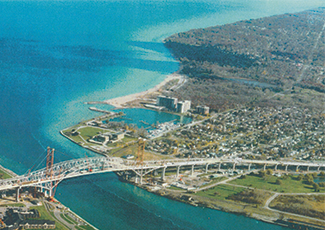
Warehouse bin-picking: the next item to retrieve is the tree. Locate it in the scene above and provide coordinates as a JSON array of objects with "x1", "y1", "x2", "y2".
[
  {"x1": 266, "y1": 169, "x2": 273, "y2": 175},
  {"x1": 312, "y1": 172, "x2": 318, "y2": 178},
  {"x1": 258, "y1": 170, "x2": 266, "y2": 178},
  {"x1": 313, "y1": 183, "x2": 320, "y2": 192},
  {"x1": 275, "y1": 178, "x2": 282, "y2": 185},
  {"x1": 297, "y1": 174, "x2": 304, "y2": 181}
]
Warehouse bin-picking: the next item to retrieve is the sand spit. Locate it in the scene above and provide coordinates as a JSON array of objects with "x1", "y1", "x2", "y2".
[{"x1": 87, "y1": 73, "x2": 185, "y2": 108}]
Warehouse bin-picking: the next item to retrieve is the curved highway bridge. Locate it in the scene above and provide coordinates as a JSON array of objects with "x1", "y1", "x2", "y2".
[{"x1": 0, "y1": 156, "x2": 324, "y2": 200}]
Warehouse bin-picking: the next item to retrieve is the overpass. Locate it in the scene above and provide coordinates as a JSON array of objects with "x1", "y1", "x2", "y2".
[{"x1": 0, "y1": 155, "x2": 324, "y2": 201}]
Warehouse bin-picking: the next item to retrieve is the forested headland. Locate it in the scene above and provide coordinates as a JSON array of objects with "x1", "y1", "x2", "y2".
[{"x1": 163, "y1": 8, "x2": 325, "y2": 111}]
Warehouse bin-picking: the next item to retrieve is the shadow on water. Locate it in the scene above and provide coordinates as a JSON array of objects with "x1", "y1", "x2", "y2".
[
  {"x1": 127, "y1": 41, "x2": 171, "y2": 54},
  {"x1": 0, "y1": 38, "x2": 177, "y2": 74}
]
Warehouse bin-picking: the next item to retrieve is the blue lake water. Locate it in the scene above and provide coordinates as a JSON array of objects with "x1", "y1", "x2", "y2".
[
  {"x1": 111, "y1": 108, "x2": 192, "y2": 129},
  {"x1": 0, "y1": 0, "x2": 324, "y2": 229}
]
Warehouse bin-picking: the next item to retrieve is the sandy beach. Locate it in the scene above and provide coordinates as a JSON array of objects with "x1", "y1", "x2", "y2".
[{"x1": 94, "y1": 73, "x2": 185, "y2": 108}]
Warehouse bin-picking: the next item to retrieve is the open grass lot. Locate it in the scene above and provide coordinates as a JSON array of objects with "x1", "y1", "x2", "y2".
[
  {"x1": 228, "y1": 174, "x2": 325, "y2": 193},
  {"x1": 0, "y1": 168, "x2": 14, "y2": 179},
  {"x1": 200, "y1": 176, "x2": 227, "y2": 188},
  {"x1": 270, "y1": 195, "x2": 325, "y2": 219},
  {"x1": 78, "y1": 127, "x2": 106, "y2": 140},
  {"x1": 106, "y1": 136, "x2": 137, "y2": 148},
  {"x1": 0, "y1": 203, "x2": 25, "y2": 207},
  {"x1": 196, "y1": 184, "x2": 245, "y2": 200},
  {"x1": 111, "y1": 144, "x2": 172, "y2": 161},
  {"x1": 31, "y1": 204, "x2": 68, "y2": 230},
  {"x1": 60, "y1": 213, "x2": 77, "y2": 225}
]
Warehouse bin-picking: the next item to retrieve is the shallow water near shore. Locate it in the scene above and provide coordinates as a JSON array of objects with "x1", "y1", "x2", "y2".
[{"x1": 0, "y1": 0, "x2": 324, "y2": 229}]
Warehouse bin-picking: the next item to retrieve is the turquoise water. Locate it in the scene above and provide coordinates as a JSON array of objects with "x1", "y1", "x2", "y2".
[{"x1": 1, "y1": 0, "x2": 324, "y2": 229}]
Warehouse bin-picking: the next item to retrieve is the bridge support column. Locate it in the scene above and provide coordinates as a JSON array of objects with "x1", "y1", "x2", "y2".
[
  {"x1": 218, "y1": 163, "x2": 221, "y2": 171},
  {"x1": 233, "y1": 163, "x2": 236, "y2": 171},
  {"x1": 285, "y1": 165, "x2": 288, "y2": 171},
  {"x1": 191, "y1": 165, "x2": 194, "y2": 176},
  {"x1": 205, "y1": 164, "x2": 209, "y2": 174},
  {"x1": 176, "y1": 166, "x2": 180, "y2": 178},
  {"x1": 16, "y1": 187, "x2": 20, "y2": 202},
  {"x1": 161, "y1": 167, "x2": 166, "y2": 181},
  {"x1": 307, "y1": 166, "x2": 310, "y2": 172},
  {"x1": 317, "y1": 166, "x2": 321, "y2": 171},
  {"x1": 140, "y1": 169, "x2": 143, "y2": 185},
  {"x1": 154, "y1": 170, "x2": 158, "y2": 176},
  {"x1": 248, "y1": 164, "x2": 251, "y2": 171},
  {"x1": 296, "y1": 165, "x2": 300, "y2": 172},
  {"x1": 263, "y1": 164, "x2": 266, "y2": 171}
]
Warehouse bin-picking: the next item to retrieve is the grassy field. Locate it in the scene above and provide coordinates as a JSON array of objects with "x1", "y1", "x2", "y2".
[
  {"x1": 0, "y1": 203, "x2": 25, "y2": 207},
  {"x1": 200, "y1": 176, "x2": 227, "y2": 188},
  {"x1": 60, "y1": 213, "x2": 77, "y2": 225},
  {"x1": 111, "y1": 144, "x2": 171, "y2": 161},
  {"x1": 31, "y1": 204, "x2": 68, "y2": 230},
  {"x1": 270, "y1": 194, "x2": 325, "y2": 219},
  {"x1": 0, "y1": 168, "x2": 14, "y2": 179},
  {"x1": 196, "y1": 184, "x2": 245, "y2": 200},
  {"x1": 77, "y1": 127, "x2": 105, "y2": 139},
  {"x1": 228, "y1": 174, "x2": 325, "y2": 193}
]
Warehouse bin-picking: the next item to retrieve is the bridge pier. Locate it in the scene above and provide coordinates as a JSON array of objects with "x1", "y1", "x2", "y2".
[
  {"x1": 140, "y1": 169, "x2": 143, "y2": 185},
  {"x1": 16, "y1": 187, "x2": 20, "y2": 202},
  {"x1": 248, "y1": 163, "x2": 251, "y2": 171},
  {"x1": 263, "y1": 164, "x2": 266, "y2": 171},
  {"x1": 318, "y1": 166, "x2": 321, "y2": 171},
  {"x1": 233, "y1": 163, "x2": 236, "y2": 171},
  {"x1": 218, "y1": 163, "x2": 221, "y2": 171},
  {"x1": 161, "y1": 167, "x2": 166, "y2": 181},
  {"x1": 49, "y1": 188, "x2": 52, "y2": 198},
  {"x1": 296, "y1": 165, "x2": 300, "y2": 172},
  {"x1": 275, "y1": 164, "x2": 278, "y2": 171},
  {"x1": 191, "y1": 165, "x2": 194, "y2": 176},
  {"x1": 285, "y1": 165, "x2": 288, "y2": 171},
  {"x1": 176, "y1": 166, "x2": 180, "y2": 178},
  {"x1": 205, "y1": 164, "x2": 209, "y2": 173},
  {"x1": 307, "y1": 166, "x2": 310, "y2": 172},
  {"x1": 44, "y1": 190, "x2": 48, "y2": 198}
]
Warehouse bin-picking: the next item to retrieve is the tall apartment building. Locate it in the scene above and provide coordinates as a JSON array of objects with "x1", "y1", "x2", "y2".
[
  {"x1": 157, "y1": 95, "x2": 178, "y2": 110},
  {"x1": 177, "y1": 100, "x2": 191, "y2": 113},
  {"x1": 196, "y1": 105, "x2": 210, "y2": 115}
]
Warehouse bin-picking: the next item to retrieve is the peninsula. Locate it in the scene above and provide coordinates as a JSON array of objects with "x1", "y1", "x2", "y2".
[{"x1": 60, "y1": 8, "x2": 325, "y2": 230}]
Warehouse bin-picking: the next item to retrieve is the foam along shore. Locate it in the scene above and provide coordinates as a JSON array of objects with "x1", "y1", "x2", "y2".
[{"x1": 87, "y1": 73, "x2": 185, "y2": 108}]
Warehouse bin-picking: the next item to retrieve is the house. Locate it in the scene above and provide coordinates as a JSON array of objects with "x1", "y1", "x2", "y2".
[{"x1": 112, "y1": 132, "x2": 124, "y2": 141}]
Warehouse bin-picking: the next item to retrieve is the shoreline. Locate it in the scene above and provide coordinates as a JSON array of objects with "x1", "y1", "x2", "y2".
[
  {"x1": 87, "y1": 73, "x2": 185, "y2": 108},
  {"x1": 0, "y1": 163, "x2": 98, "y2": 230},
  {"x1": 120, "y1": 177, "x2": 325, "y2": 230}
]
